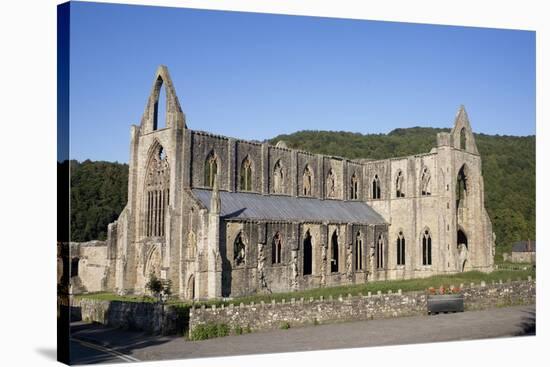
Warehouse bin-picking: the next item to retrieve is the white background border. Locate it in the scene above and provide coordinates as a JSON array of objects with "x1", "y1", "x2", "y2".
[{"x1": 0, "y1": 1, "x2": 546, "y2": 366}]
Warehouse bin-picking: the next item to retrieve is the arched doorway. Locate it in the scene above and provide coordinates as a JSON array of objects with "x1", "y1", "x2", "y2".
[{"x1": 457, "y1": 229, "x2": 468, "y2": 272}]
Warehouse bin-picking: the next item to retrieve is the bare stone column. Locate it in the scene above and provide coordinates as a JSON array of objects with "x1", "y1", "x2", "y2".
[{"x1": 207, "y1": 179, "x2": 222, "y2": 298}]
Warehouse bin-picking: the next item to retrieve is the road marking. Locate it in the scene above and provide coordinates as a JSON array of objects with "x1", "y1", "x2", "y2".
[{"x1": 72, "y1": 337, "x2": 141, "y2": 363}]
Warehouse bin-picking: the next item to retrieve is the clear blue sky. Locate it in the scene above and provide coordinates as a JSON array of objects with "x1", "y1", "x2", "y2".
[{"x1": 69, "y1": 1, "x2": 535, "y2": 163}]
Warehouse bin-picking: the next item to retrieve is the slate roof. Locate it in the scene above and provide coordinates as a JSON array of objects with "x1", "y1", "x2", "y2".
[
  {"x1": 512, "y1": 241, "x2": 536, "y2": 253},
  {"x1": 191, "y1": 189, "x2": 387, "y2": 225}
]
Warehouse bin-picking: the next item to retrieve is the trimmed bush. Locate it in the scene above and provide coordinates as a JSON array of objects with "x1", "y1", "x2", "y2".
[{"x1": 190, "y1": 322, "x2": 230, "y2": 341}]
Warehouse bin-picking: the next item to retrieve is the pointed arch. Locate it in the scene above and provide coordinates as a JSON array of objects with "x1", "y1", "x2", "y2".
[
  {"x1": 240, "y1": 155, "x2": 253, "y2": 191},
  {"x1": 396, "y1": 230, "x2": 406, "y2": 265},
  {"x1": 272, "y1": 159, "x2": 285, "y2": 194},
  {"x1": 153, "y1": 76, "x2": 167, "y2": 130},
  {"x1": 354, "y1": 231, "x2": 363, "y2": 270},
  {"x1": 350, "y1": 172, "x2": 359, "y2": 200},
  {"x1": 140, "y1": 66, "x2": 185, "y2": 133},
  {"x1": 204, "y1": 151, "x2": 218, "y2": 188},
  {"x1": 303, "y1": 165, "x2": 314, "y2": 196},
  {"x1": 272, "y1": 232, "x2": 283, "y2": 264},
  {"x1": 187, "y1": 274, "x2": 195, "y2": 300},
  {"x1": 422, "y1": 228, "x2": 432, "y2": 266},
  {"x1": 372, "y1": 174, "x2": 381, "y2": 199},
  {"x1": 330, "y1": 230, "x2": 339, "y2": 273},
  {"x1": 421, "y1": 167, "x2": 431, "y2": 196},
  {"x1": 145, "y1": 245, "x2": 161, "y2": 278},
  {"x1": 395, "y1": 170, "x2": 405, "y2": 198},
  {"x1": 456, "y1": 164, "x2": 468, "y2": 210},
  {"x1": 303, "y1": 230, "x2": 313, "y2": 275},
  {"x1": 326, "y1": 168, "x2": 336, "y2": 198},
  {"x1": 234, "y1": 231, "x2": 246, "y2": 266},
  {"x1": 376, "y1": 233, "x2": 384, "y2": 269},
  {"x1": 143, "y1": 141, "x2": 170, "y2": 237}
]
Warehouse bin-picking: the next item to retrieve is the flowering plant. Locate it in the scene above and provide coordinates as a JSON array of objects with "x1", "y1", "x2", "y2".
[{"x1": 427, "y1": 286, "x2": 461, "y2": 295}]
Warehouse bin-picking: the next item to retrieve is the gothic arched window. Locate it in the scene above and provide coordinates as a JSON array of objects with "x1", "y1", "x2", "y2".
[
  {"x1": 460, "y1": 127, "x2": 466, "y2": 150},
  {"x1": 303, "y1": 165, "x2": 313, "y2": 196},
  {"x1": 396, "y1": 231, "x2": 406, "y2": 265},
  {"x1": 350, "y1": 173, "x2": 359, "y2": 200},
  {"x1": 240, "y1": 156, "x2": 253, "y2": 191},
  {"x1": 421, "y1": 167, "x2": 431, "y2": 196},
  {"x1": 326, "y1": 169, "x2": 336, "y2": 198},
  {"x1": 456, "y1": 164, "x2": 468, "y2": 210},
  {"x1": 331, "y1": 230, "x2": 339, "y2": 273},
  {"x1": 303, "y1": 230, "x2": 313, "y2": 275},
  {"x1": 372, "y1": 174, "x2": 381, "y2": 199},
  {"x1": 376, "y1": 234, "x2": 384, "y2": 269},
  {"x1": 204, "y1": 151, "x2": 218, "y2": 188},
  {"x1": 395, "y1": 170, "x2": 405, "y2": 198},
  {"x1": 422, "y1": 229, "x2": 432, "y2": 266},
  {"x1": 234, "y1": 232, "x2": 246, "y2": 266},
  {"x1": 272, "y1": 232, "x2": 282, "y2": 264},
  {"x1": 144, "y1": 144, "x2": 170, "y2": 237},
  {"x1": 272, "y1": 160, "x2": 284, "y2": 194},
  {"x1": 355, "y1": 232, "x2": 363, "y2": 270}
]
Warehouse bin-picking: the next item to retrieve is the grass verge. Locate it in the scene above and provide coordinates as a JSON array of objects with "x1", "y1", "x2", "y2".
[{"x1": 75, "y1": 269, "x2": 534, "y2": 308}]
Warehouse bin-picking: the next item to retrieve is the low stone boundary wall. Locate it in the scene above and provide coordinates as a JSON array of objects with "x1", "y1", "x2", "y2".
[
  {"x1": 189, "y1": 279, "x2": 535, "y2": 337},
  {"x1": 71, "y1": 298, "x2": 186, "y2": 335}
]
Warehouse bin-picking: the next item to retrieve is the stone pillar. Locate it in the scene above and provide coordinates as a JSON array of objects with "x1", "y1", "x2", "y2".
[
  {"x1": 342, "y1": 160, "x2": 348, "y2": 200},
  {"x1": 228, "y1": 138, "x2": 236, "y2": 192},
  {"x1": 345, "y1": 223, "x2": 353, "y2": 281},
  {"x1": 291, "y1": 150, "x2": 298, "y2": 197},
  {"x1": 320, "y1": 223, "x2": 328, "y2": 287},
  {"x1": 290, "y1": 223, "x2": 300, "y2": 291},
  {"x1": 181, "y1": 129, "x2": 192, "y2": 188},
  {"x1": 317, "y1": 154, "x2": 324, "y2": 199},
  {"x1": 257, "y1": 223, "x2": 267, "y2": 291},
  {"x1": 206, "y1": 179, "x2": 222, "y2": 298},
  {"x1": 261, "y1": 143, "x2": 269, "y2": 194}
]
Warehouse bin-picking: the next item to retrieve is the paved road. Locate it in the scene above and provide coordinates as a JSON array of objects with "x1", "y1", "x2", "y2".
[{"x1": 70, "y1": 304, "x2": 535, "y2": 364}]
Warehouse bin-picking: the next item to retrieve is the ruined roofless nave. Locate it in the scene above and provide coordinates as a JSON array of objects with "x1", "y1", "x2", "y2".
[{"x1": 71, "y1": 66, "x2": 495, "y2": 300}]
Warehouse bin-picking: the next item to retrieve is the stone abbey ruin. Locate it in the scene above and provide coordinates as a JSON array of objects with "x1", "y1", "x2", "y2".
[{"x1": 70, "y1": 66, "x2": 495, "y2": 300}]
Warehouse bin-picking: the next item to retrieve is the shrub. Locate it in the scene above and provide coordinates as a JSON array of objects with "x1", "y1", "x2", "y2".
[
  {"x1": 216, "y1": 323, "x2": 229, "y2": 337},
  {"x1": 244, "y1": 325, "x2": 251, "y2": 334},
  {"x1": 279, "y1": 322, "x2": 290, "y2": 330},
  {"x1": 234, "y1": 325, "x2": 243, "y2": 335},
  {"x1": 190, "y1": 323, "x2": 230, "y2": 341},
  {"x1": 145, "y1": 273, "x2": 172, "y2": 303}
]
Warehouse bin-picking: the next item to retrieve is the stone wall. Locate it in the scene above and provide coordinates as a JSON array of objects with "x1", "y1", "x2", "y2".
[
  {"x1": 69, "y1": 241, "x2": 113, "y2": 294},
  {"x1": 189, "y1": 279, "x2": 535, "y2": 337},
  {"x1": 71, "y1": 298, "x2": 187, "y2": 335},
  {"x1": 502, "y1": 252, "x2": 536, "y2": 264}
]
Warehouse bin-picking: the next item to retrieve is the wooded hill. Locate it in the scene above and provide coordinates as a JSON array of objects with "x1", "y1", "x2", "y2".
[{"x1": 69, "y1": 127, "x2": 535, "y2": 261}]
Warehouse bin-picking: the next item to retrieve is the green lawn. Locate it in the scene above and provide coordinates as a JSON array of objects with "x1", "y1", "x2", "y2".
[{"x1": 75, "y1": 269, "x2": 534, "y2": 308}]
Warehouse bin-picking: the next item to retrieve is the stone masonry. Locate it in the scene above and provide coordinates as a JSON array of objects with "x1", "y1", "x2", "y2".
[
  {"x1": 189, "y1": 279, "x2": 535, "y2": 337},
  {"x1": 72, "y1": 65, "x2": 495, "y2": 300}
]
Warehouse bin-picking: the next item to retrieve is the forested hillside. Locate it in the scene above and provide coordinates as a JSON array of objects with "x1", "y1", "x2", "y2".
[
  {"x1": 70, "y1": 160, "x2": 128, "y2": 242},
  {"x1": 269, "y1": 128, "x2": 536, "y2": 259},
  {"x1": 69, "y1": 128, "x2": 535, "y2": 261}
]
